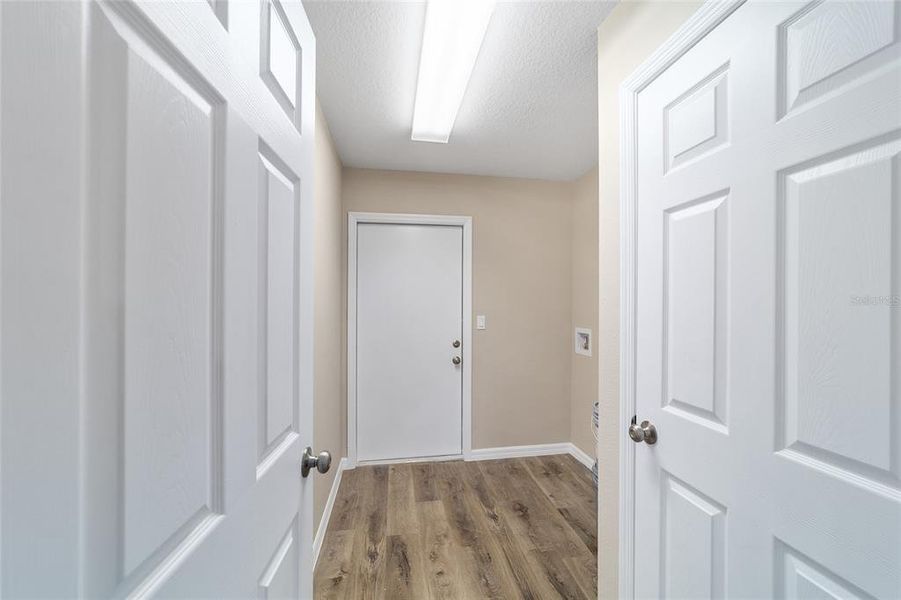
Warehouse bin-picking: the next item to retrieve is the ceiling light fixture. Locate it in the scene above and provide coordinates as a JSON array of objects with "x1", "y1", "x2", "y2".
[{"x1": 411, "y1": 0, "x2": 496, "y2": 143}]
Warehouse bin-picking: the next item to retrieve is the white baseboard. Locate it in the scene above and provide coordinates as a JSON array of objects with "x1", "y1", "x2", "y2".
[
  {"x1": 467, "y1": 442, "x2": 594, "y2": 469},
  {"x1": 567, "y1": 443, "x2": 595, "y2": 470},
  {"x1": 312, "y1": 457, "x2": 349, "y2": 569},
  {"x1": 467, "y1": 442, "x2": 571, "y2": 461}
]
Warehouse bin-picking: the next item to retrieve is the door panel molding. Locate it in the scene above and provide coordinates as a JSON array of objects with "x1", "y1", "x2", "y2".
[
  {"x1": 346, "y1": 212, "x2": 473, "y2": 468},
  {"x1": 0, "y1": 0, "x2": 317, "y2": 596},
  {"x1": 621, "y1": 0, "x2": 901, "y2": 597},
  {"x1": 618, "y1": 2, "x2": 745, "y2": 598}
]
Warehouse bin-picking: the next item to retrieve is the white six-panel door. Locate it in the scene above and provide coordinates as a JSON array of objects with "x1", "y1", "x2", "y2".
[
  {"x1": 629, "y1": 1, "x2": 900, "y2": 598},
  {"x1": 1, "y1": 0, "x2": 316, "y2": 597}
]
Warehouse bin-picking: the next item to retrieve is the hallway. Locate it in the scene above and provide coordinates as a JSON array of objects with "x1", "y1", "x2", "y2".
[
  {"x1": 4, "y1": 1, "x2": 897, "y2": 597},
  {"x1": 315, "y1": 456, "x2": 598, "y2": 599}
]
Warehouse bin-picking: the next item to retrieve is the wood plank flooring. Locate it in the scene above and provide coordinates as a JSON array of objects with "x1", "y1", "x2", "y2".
[{"x1": 314, "y1": 455, "x2": 598, "y2": 599}]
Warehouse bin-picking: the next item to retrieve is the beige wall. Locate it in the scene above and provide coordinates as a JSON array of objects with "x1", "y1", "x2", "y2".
[
  {"x1": 313, "y1": 101, "x2": 345, "y2": 526},
  {"x1": 571, "y1": 167, "x2": 599, "y2": 458},
  {"x1": 595, "y1": 2, "x2": 703, "y2": 598},
  {"x1": 343, "y1": 168, "x2": 574, "y2": 449}
]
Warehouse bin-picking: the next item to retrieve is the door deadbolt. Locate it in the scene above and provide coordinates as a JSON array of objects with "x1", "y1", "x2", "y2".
[{"x1": 452, "y1": 339, "x2": 461, "y2": 348}]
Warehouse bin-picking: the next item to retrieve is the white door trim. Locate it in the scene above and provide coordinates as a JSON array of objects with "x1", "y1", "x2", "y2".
[
  {"x1": 347, "y1": 212, "x2": 473, "y2": 468},
  {"x1": 617, "y1": 1, "x2": 745, "y2": 598}
]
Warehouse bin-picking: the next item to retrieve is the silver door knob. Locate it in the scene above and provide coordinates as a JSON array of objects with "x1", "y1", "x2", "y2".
[
  {"x1": 452, "y1": 356, "x2": 462, "y2": 365},
  {"x1": 301, "y1": 447, "x2": 332, "y2": 477},
  {"x1": 628, "y1": 417, "x2": 657, "y2": 445},
  {"x1": 452, "y1": 339, "x2": 461, "y2": 348}
]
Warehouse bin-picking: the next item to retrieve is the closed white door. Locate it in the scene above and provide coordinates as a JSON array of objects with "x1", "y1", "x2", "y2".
[
  {"x1": 355, "y1": 222, "x2": 464, "y2": 462},
  {"x1": 631, "y1": 1, "x2": 900, "y2": 598},
  {"x1": 1, "y1": 1, "x2": 318, "y2": 597}
]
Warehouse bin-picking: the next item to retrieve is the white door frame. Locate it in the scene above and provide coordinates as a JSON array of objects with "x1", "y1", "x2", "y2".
[
  {"x1": 347, "y1": 212, "x2": 473, "y2": 468},
  {"x1": 617, "y1": 1, "x2": 745, "y2": 597}
]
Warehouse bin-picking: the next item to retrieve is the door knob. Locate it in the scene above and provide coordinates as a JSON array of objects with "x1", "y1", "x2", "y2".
[
  {"x1": 452, "y1": 356, "x2": 462, "y2": 365},
  {"x1": 301, "y1": 447, "x2": 332, "y2": 477},
  {"x1": 628, "y1": 416, "x2": 657, "y2": 445},
  {"x1": 452, "y1": 339, "x2": 461, "y2": 348}
]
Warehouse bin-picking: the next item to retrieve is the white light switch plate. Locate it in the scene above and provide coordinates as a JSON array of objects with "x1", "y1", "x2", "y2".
[{"x1": 476, "y1": 315, "x2": 487, "y2": 330}]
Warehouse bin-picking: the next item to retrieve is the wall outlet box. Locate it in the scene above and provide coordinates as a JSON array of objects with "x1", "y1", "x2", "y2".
[
  {"x1": 575, "y1": 327, "x2": 592, "y2": 357},
  {"x1": 476, "y1": 315, "x2": 487, "y2": 330}
]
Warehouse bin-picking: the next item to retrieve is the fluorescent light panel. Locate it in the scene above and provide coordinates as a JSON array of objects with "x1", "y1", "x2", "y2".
[{"x1": 411, "y1": 0, "x2": 495, "y2": 143}]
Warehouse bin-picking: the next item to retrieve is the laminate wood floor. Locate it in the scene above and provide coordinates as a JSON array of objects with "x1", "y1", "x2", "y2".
[{"x1": 314, "y1": 454, "x2": 598, "y2": 599}]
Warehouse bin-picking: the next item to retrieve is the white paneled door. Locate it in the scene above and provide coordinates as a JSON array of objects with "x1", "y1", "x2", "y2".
[
  {"x1": 353, "y1": 220, "x2": 467, "y2": 463},
  {"x1": 628, "y1": 1, "x2": 900, "y2": 598},
  {"x1": 1, "y1": 1, "x2": 317, "y2": 597}
]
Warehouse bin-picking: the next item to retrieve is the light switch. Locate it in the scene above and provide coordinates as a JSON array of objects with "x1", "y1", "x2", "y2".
[{"x1": 476, "y1": 315, "x2": 487, "y2": 330}]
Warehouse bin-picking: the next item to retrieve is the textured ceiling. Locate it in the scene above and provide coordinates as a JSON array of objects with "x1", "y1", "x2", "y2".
[{"x1": 303, "y1": 0, "x2": 616, "y2": 181}]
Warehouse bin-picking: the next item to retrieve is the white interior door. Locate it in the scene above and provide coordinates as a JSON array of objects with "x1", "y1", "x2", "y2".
[
  {"x1": 1, "y1": 1, "x2": 317, "y2": 597},
  {"x1": 631, "y1": 1, "x2": 900, "y2": 598},
  {"x1": 355, "y1": 222, "x2": 464, "y2": 462}
]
